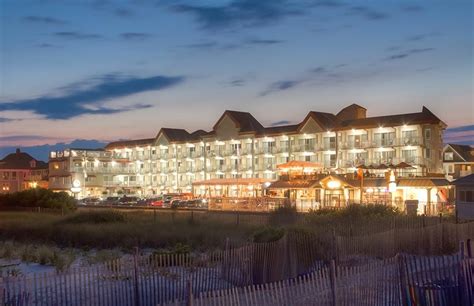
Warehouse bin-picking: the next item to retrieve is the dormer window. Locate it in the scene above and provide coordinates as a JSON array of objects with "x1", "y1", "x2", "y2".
[
  {"x1": 29, "y1": 160, "x2": 36, "y2": 168},
  {"x1": 444, "y1": 152, "x2": 453, "y2": 161}
]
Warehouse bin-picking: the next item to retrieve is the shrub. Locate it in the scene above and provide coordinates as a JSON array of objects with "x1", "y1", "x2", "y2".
[
  {"x1": 0, "y1": 188, "x2": 76, "y2": 211},
  {"x1": 269, "y1": 205, "x2": 299, "y2": 225},
  {"x1": 59, "y1": 210, "x2": 127, "y2": 224},
  {"x1": 251, "y1": 227, "x2": 285, "y2": 243},
  {"x1": 338, "y1": 204, "x2": 401, "y2": 218}
]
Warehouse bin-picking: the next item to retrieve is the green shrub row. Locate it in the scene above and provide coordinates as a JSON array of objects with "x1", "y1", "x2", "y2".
[{"x1": 0, "y1": 188, "x2": 76, "y2": 211}]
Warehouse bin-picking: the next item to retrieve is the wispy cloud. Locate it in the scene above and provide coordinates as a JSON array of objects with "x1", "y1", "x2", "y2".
[
  {"x1": 400, "y1": 5, "x2": 424, "y2": 12},
  {"x1": 260, "y1": 65, "x2": 343, "y2": 96},
  {"x1": 0, "y1": 118, "x2": 16, "y2": 123},
  {"x1": 384, "y1": 48, "x2": 435, "y2": 61},
  {"x1": 444, "y1": 125, "x2": 474, "y2": 145},
  {"x1": 406, "y1": 32, "x2": 439, "y2": 42},
  {"x1": 120, "y1": 32, "x2": 152, "y2": 41},
  {"x1": 346, "y1": 5, "x2": 389, "y2": 20},
  {"x1": 170, "y1": 0, "x2": 303, "y2": 30},
  {"x1": 271, "y1": 120, "x2": 292, "y2": 126},
  {"x1": 0, "y1": 73, "x2": 185, "y2": 120},
  {"x1": 115, "y1": 8, "x2": 134, "y2": 17},
  {"x1": 23, "y1": 16, "x2": 67, "y2": 25},
  {"x1": 53, "y1": 31, "x2": 103, "y2": 40},
  {"x1": 229, "y1": 78, "x2": 246, "y2": 87},
  {"x1": 36, "y1": 43, "x2": 60, "y2": 48},
  {"x1": 245, "y1": 38, "x2": 284, "y2": 45}
]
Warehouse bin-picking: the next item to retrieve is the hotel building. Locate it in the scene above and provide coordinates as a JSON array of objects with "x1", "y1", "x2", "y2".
[{"x1": 49, "y1": 104, "x2": 446, "y2": 198}]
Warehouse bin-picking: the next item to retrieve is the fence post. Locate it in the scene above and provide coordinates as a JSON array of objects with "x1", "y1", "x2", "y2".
[
  {"x1": 186, "y1": 279, "x2": 193, "y2": 306},
  {"x1": 332, "y1": 228, "x2": 338, "y2": 262},
  {"x1": 397, "y1": 254, "x2": 408, "y2": 306},
  {"x1": 133, "y1": 247, "x2": 140, "y2": 306},
  {"x1": 330, "y1": 259, "x2": 338, "y2": 306},
  {"x1": 467, "y1": 239, "x2": 472, "y2": 258}
]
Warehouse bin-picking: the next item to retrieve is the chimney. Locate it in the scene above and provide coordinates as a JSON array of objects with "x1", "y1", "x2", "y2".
[{"x1": 16, "y1": 148, "x2": 20, "y2": 154}]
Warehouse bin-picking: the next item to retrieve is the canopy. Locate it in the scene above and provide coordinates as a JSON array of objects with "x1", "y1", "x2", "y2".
[
  {"x1": 192, "y1": 178, "x2": 269, "y2": 186},
  {"x1": 395, "y1": 162, "x2": 414, "y2": 169},
  {"x1": 276, "y1": 160, "x2": 322, "y2": 170}
]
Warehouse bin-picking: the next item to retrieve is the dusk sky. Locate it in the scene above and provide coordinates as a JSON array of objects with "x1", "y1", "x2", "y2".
[{"x1": 0, "y1": 0, "x2": 473, "y2": 159}]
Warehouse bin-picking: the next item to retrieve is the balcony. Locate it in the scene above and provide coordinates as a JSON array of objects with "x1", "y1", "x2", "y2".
[
  {"x1": 74, "y1": 167, "x2": 137, "y2": 174},
  {"x1": 396, "y1": 137, "x2": 423, "y2": 147},
  {"x1": 339, "y1": 141, "x2": 370, "y2": 150}
]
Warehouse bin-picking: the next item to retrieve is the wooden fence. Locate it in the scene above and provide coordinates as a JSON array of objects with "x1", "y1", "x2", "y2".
[
  {"x1": 1, "y1": 225, "x2": 473, "y2": 305},
  {"x1": 162, "y1": 252, "x2": 473, "y2": 306}
]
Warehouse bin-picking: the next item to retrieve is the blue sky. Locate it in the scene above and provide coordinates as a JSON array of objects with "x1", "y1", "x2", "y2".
[{"x1": 0, "y1": 0, "x2": 473, "y2": 160}]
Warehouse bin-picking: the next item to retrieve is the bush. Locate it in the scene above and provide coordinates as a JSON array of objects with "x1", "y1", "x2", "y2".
[
  {"x1": 338, "y1": 204, "x2": 401, "y2": 218},
  {"x1": 251, "y1": 227, "x2": 285, "y2": 243},
  {"x1": 0, "y1": 188, "x2": 76, "y2": 211},
  {"x1": 269, "y1": 205, "x2": 299, "y2": 225},
  {"x1": 60, "y1": 210, "x2": 127, "y2": 224}
]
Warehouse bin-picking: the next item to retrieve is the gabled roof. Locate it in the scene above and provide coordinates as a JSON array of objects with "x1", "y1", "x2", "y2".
[
  {"x1": 105, "y1": 138, "x2": 154, "y2": 150},
  {"x1": 156, "y1": 128, "x2": 207, "y2": 143},
  {"x1": 445, "y1": 144, "x2": 474, "y2": 162},
  {"x1": 337, "y1": 106, "x2": 446, "y2": 130},
  {"x1": 299, "y1": 111, "x2": 340, "y2": 131},
  {"x1": 213, "y1": 110, "x2": 264, "y2": 133},
  {"x1": 0, "y1": 149, "x2": 47, "y2": 170}
]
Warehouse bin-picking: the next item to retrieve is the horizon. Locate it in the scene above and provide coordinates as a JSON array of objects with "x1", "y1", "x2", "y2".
[{"x1": 1, "y1": 0, "x2": 473, "y2": 160}]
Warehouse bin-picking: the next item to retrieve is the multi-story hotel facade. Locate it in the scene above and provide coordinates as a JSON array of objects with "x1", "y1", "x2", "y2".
[{"x1": 49, "y1": 104, "x2": 446, "y2": 198}]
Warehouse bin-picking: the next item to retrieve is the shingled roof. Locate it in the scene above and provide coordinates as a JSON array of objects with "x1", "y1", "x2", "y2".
[
  {"x1": 446, "y1": 144, "x2": 474, "y2": 162},
  {"x1": 214, "y1": 110, "x2": 264, "y2": 133},
  {"x1": 0, "y1": 149, "x2": 47, "y2": 170},
  {"x1": 338, "y1": 106, "x2": 446, "y2": 130},
  {"x1": 105, "y1": 138, "x2": 154, "y2": 150},
  {"x1": 301, "y1": 111, "x2": 340, "y2": 130}
]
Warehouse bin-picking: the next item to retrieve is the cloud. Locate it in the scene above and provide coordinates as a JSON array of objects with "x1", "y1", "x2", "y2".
[
  {"x1": 271, "y1": 120, "x2": 292, "y2": 126},
  {"x1": 115, "y1": 8, "x2": 134, "y2": 17},
  {"x1": 170, "y1": 0, "x2": 303, "y2": 30},
  {"x1": 245, "y1": 38, "x2": 284, "y2": 45},
  {"x1": 260, "y1": 79, "x2": 303, "y2": 96},
  {"x1": 0, "y1": 118, "x2": 16, "y2": 123},
  {"x1": 0, "y1": 73, "x2": 185, "y2": 120},
  {"x1": 444, "y1": 125, "x2": 474, "y2": 145},
  {"x1": 53, "y1": 32, "x2": 103, "y2": 40},
  {"x1": 311, "y1": 0, "x2": 345, "y2": 8},
  {"x1": 406, "y1": 32, "x2": 439, "y2": 42},
  {"x1": 384, "y1": 48, "x2": 435, "y2": 61},
  {"x1": 260, "y1": 65, "x2": 347, "y2": 96},
  {"x1": 346, "y1": 6, "x2": 389, "y2": 20},
  {"x1": 185, "y1": 41, "x2": 219, "y2": 49},
  {"x1": 400, "y1": 5, "x2": 424, "y2": 12},
  {"x1": 229, "y1": 78, "x2": 246, "y2": 87},
  {"x1": 36, "y1": 43, "x2": 60, "y2": 48},
  {"x1": 120, "y1": 32, "x2": 152, "y2": 41},
  {"x1": 23, "y1": 16, "x2": 67, "y2": 25}
]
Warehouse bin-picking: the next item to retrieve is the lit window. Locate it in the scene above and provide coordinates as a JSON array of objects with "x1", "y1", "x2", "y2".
[{"x1": 444, "y1": 152, "x2": 453, "y2": 161}]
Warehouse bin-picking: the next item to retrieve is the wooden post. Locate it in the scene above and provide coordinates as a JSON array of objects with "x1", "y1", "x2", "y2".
[
  {"x1": 397, "y1": 255, "x2": 408, "y2": 306},
  {"x1": 186, "y1": 279, "x2": 193, "y2": 306},
  {"x1": 330, "y1": 259, "x2": 338, "y2": 306},
  {"x1": 467, "y1": 239, "x2": 472, "y2": 258},
  {"x1": 133, "y1": 247, "x2": 140, "y2": 306}
]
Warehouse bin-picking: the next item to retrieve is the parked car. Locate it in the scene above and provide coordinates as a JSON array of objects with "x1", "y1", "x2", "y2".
[
  {"x1": 119, "y1": 196, "x2": 139, "y2": 206},
  {"x1": 78, "y1": 197, "x2": 101, "y2": 206},
  {"x1": 150, "y1": 197, "x2": 164, "y2": 207},
  {"x1": 102, "y1": 196, "x2": 120, "y2": 206},
  {"x1": 162, "y1": 196, "x2": 174, "y2": 208},
  {"x1": 170, "y1": 199, "x2": 184, "y2": 209}
]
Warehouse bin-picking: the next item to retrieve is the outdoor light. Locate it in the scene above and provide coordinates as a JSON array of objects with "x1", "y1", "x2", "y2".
[
  {"x1": 264, "y1": 182, "x2": 271, "y2": 188},
  {"x1": 327, "y1": 180, "x2": 341, "y2": 189},
  {"x1": 366, "y1": 188, "x2": 374, "y2": 193}
]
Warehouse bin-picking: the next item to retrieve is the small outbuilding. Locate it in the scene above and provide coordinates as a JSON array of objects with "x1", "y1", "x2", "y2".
[{"x1": 452, "y1": 174, "x2": 474, "y2": 220}]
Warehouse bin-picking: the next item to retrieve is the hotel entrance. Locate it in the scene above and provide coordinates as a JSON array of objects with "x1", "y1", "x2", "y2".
[{"x1": 324, "y1": 191, "x2": 344, "y2": 207}]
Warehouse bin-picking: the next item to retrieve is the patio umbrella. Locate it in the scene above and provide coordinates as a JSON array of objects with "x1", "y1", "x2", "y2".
[
  {"x1": 386, "y1": 163, "x2": 396, "y2": 169},
  {"x1": 376, "y1": 164, "x2": 388, "y2": 169},
  {"x1": 395, "y1": 162, "x2": 414, "y2": 169}
]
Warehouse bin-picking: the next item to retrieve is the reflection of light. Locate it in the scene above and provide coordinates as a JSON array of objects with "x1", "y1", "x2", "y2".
[{"x1": 327, "y1": 180, "x2": 341, "y2": 189}]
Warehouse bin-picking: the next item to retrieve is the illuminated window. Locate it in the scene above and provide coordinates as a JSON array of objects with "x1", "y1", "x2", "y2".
[{"x1": 444, "y1": 152, "x2": 453, "y2": 161}]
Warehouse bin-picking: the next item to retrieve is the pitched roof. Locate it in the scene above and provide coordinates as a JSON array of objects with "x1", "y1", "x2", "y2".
[
  {"x1": 105, "y1": 138, "x2": 154, "y2": 150},
  {"x1": 0, "y1": 149, "x2": 47, "y2": 170},
  {"x1": 452, "y1": 174, "x2": 474, "y2": 186},
  {"x1": 267, "y1": 179, "x2": 321, "y2": 189},
  {"x1": 300, "y1": 111, "x2": 340, "y2": 130},
  {"x1": 259, "y1": 124, "x2": 300, "y2": 136},
  {"x1": 156, "y1": 128, "x2": 208, "y2": 143},
  {"x1": 338, "y1": 106, "x2": 446, "y2": 130},
  {"x1": 214, "y1": 110, "x2": 264, "y2": 133},
  {"x1": 446, "y1": 144, "x2": 474, "y2": 162},
  {"x1": 397, "y1": 178, "x2": 450, "y2": 187}
]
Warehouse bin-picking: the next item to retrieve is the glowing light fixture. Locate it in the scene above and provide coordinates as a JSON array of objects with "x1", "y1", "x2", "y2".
[{"x1": 327, "y1": 180, "x2": 341, "y2": 189}]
